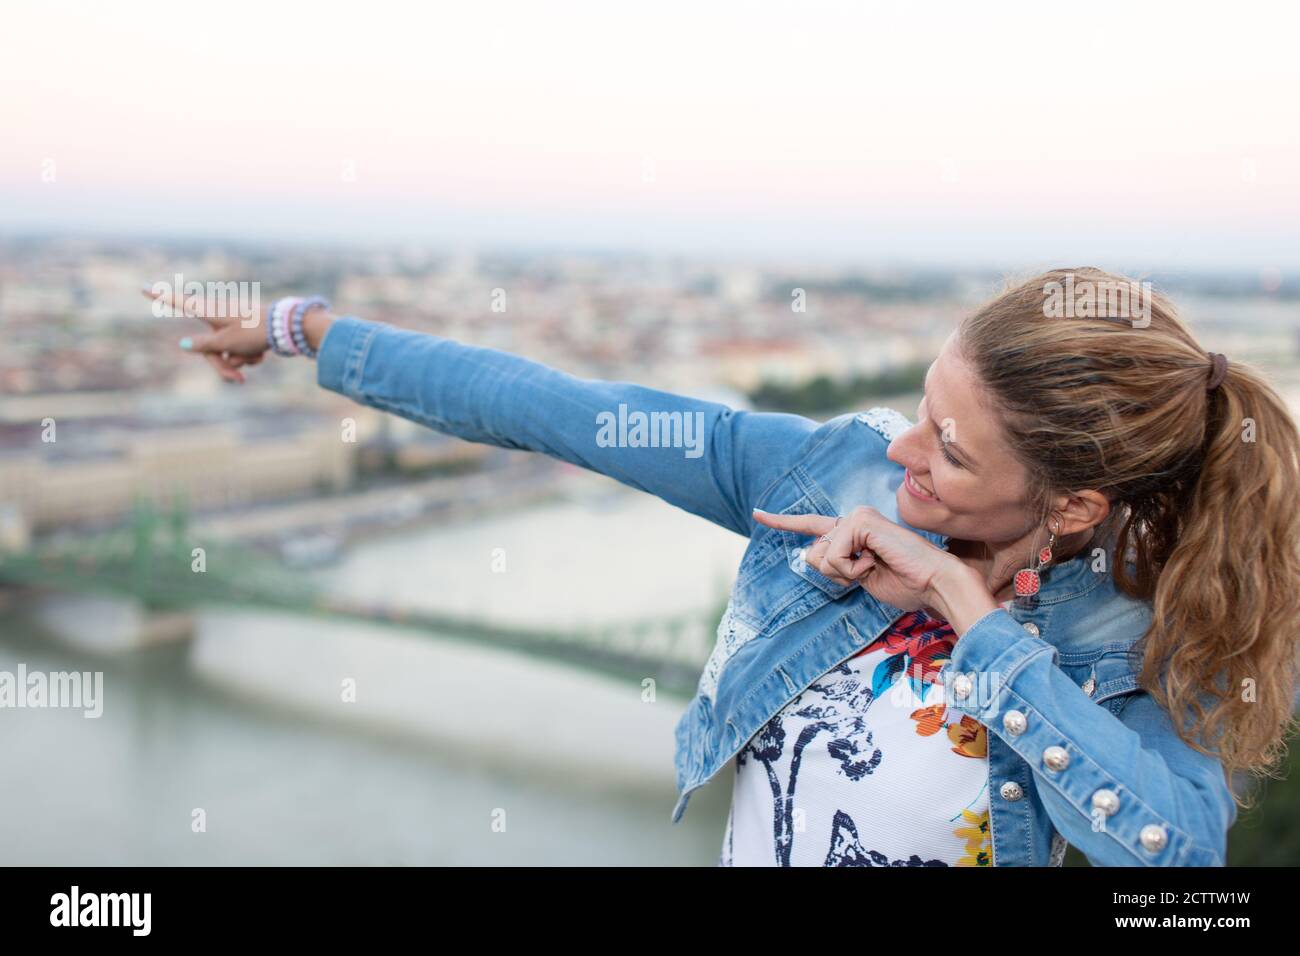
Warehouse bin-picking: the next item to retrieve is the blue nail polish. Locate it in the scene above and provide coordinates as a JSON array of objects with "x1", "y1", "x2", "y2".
[{"x1": 179, "y1": 337, "x2": 192, "y2": 351}]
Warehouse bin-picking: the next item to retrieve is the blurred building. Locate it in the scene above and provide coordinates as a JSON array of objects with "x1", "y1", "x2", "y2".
[{"x1": 0, "y1": 413, "x2": 355, "y2": 533}]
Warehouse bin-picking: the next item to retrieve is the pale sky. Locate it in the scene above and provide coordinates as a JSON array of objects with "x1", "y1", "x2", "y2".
[{"x1": 2, "y1": 0, "x2": 1298, "y2": 268}]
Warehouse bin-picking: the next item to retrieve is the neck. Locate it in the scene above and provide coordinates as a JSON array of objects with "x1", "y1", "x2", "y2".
[{"x1": 949, "y1": 526, "x2": 1098, "y2": 603}]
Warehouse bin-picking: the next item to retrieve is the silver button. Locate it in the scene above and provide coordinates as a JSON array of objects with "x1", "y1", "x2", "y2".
[
  {"x1": 951, "y1": 673, "x2": 974, "y2": 700},
  {"x1": 999, "y1": 781, "x2": 1024, "y2": 802},
  {"x1": 1002, "y1": 710, "x2": 1027, "y2": 736},
  {"x1": 1139, "y1": 823, "x2": 1168, "y2": 853},
  {"x1": 1092, "y1": 788, "x2": 1121, "y2": 817},
  {"x1": 1082, "y1": 675, "x2": 1097, "y2": 696},
  {"x1": 1022, "y1": 621, "x2": 1040, "y2": 637},
  {"x1": 1043, "y1": 745, "x2": 1070, "y2": 771}
]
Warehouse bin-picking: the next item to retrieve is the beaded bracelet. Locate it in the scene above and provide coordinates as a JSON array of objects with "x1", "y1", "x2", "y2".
[
  {"x1": 266, "y1": 294, "x2": 330, "y2": 358},
  {"x1": 290, "y1": 296, "x2": 330, "y2": 359},
  {"x1": 267, "y1": 296, "x2": 303, "y2": 357}
]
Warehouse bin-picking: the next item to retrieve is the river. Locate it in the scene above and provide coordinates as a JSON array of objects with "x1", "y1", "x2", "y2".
[{"x1": 0, "y1": 482, "x2": 749, "y2": 865}]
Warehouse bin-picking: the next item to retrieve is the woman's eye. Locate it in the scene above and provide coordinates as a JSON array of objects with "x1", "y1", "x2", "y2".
[{"x1": 941, "y1": 444, "x2": 963, "y2": 468}]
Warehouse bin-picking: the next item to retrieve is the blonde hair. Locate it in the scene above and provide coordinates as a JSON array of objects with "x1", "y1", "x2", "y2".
[{"x1": 958, "y1": 267, "x2": 1300, "y2": 807}]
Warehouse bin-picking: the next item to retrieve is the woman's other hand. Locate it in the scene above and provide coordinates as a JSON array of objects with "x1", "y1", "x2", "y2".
[
  {"x1": 142, "y1": 283, "x2": 269, "y2": 384},
  {"x1": 752, "y1": 505, "x2": 996, "y2": 629}
]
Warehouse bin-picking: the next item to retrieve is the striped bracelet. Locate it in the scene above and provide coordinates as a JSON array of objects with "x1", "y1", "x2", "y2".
[
  {"x1": 266, "y1": 295, "x2": 330, "y2": 358},
  {"x1": 290, "y1": 296, "x2": 330, "y2": 359},
  {"x1": 267, "y1": 296, "x2": 303, "y2": 357}
]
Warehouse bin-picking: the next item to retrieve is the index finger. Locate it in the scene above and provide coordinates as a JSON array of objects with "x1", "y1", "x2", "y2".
[
  {"x1": 751, "y1": 509, "x2": 838, "y2": 536},
  {"x1": 141, "y1": 284, "x2": 222, "y2": 328}
]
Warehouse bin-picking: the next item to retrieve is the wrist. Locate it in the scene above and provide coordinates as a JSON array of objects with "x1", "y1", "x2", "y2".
[
  {"x1": 302, "y1": 309, "x2": 336, "y2": 352},
  {"x1": 928, "y1": 558, "x2": 999, "y2": 636}
]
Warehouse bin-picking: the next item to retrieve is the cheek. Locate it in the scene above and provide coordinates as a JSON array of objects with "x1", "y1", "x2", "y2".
[
  {"x1": 927, "y1": 461, "x2": 970, "y2": 498},
  {"x1": 934, "y1": 469, "x2": 1017, "y2": 519},
  {"x1": 946, "y1": 483, "x2": 1031, "y2": 535}
]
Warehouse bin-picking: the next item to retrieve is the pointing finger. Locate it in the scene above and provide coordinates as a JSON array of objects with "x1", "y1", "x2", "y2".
[
  {"x1": 751, "y1": 509, "x2": 838, "y2": 536},
  {"x1": 142, "y1": 283, "x2": 222, "y2": 328}
]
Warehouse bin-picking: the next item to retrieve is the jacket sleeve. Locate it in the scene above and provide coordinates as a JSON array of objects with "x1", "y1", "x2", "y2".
[
  {"x1": 314, "y1": 315, "x2": 820, "y2": 538},
  {"x1": 942, "y1": 607, "x2": 1237, "y2": 867}
]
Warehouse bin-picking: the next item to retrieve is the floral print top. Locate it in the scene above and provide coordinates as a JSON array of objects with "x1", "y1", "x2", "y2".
[{"x1": 718, "y1": 602, "x2": 1011, "y2": 867}]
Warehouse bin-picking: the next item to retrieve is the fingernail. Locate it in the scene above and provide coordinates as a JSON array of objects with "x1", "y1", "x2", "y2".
[
  {"x1": 752, "y1": 508, "x2": 767, "y2": 514},
  {"x1": 179, "y1": 338, "x2": 192, "y2": 351}
]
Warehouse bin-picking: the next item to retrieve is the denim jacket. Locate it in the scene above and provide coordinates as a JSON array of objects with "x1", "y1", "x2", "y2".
[{"x1": 315, "y1": 315, "x2": 1237, "y2": 867}]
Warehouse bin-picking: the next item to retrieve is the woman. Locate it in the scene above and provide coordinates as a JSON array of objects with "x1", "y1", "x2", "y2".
[{"x1": 145, "y1": 267, "x2": 1300, "y2": 866}]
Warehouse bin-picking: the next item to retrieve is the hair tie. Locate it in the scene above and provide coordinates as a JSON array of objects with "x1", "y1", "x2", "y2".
[{"x1": 1206, "y1": 352, "x2": 1229, "y2": 391}]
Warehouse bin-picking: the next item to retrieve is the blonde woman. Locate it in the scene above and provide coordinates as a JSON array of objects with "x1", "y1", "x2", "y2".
[{"x1": 147, "y1": 267, "x2": 1300, "y2": 866}]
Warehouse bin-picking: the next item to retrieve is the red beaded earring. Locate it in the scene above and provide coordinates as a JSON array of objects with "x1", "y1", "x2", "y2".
[{"x1": 1013, "y1": 516, "x2": 1060, "y2": 598}]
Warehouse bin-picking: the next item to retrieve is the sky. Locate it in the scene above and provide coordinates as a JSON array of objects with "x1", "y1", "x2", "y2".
[{"x1": 1, "y1": 0, "x2": 1298, "y2": 269}]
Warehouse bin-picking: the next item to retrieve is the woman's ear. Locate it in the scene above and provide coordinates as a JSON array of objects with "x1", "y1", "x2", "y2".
[{"x1": 1053, "y1": 490, "x2": 1111, "y2": 536}]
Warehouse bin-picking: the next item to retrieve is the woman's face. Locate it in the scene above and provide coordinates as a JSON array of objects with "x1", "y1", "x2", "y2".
[{"x1": 886, "y1": 332, "x2": 1035, "y2": 546}]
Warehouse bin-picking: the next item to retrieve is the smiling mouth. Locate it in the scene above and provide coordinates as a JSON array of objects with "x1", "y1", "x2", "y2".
[{"x1": 905, "y1": 468, "x2": 938, "y2": 500}]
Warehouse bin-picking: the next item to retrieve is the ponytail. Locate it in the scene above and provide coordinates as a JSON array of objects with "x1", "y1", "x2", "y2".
[{"x1": 1133, "y1": 361, "x2": 1300, "y2": 804}]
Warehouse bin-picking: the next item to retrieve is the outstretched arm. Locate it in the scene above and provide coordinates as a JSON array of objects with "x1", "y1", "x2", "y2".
[
  {"x1": 148, "y1": 288, "x2": 823, "y2": 538},
  {"x1": 313, "y1": 313, "x2": 822, "y2": 535}
]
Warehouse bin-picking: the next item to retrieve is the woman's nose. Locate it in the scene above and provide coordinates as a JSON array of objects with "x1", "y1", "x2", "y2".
[{"x1": 886, "y1": 425, "x2": 926, "y2": 471}]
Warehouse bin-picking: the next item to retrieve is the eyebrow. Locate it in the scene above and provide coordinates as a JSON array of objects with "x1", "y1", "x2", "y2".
[{"x1": 922, "y1": 365, "x2": 979, "y2": 469}]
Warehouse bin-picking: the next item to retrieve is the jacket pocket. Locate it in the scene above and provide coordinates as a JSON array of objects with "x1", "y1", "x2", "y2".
[
  {"x1": 784, "y1": 534, "x2": 856, "y2": 599},
  {"x1": 747, "y1": 488, "x2": 857, "y2": 600},
  {"x1": 763, "y1": 494, "x2": 858, "y2": 600},
  {"x1": 1089, "y1": 644, "x2": 1144, "y2": 706}
]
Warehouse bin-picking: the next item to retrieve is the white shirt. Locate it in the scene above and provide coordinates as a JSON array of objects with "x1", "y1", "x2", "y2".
[{"x1": 719, "y1": 604, "x2": 1006, "y2": 867}]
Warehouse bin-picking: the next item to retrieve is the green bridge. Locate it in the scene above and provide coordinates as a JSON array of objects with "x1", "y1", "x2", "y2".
[{"x1": 0, "y1": 501, "x2": 721, "y2": 699}]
